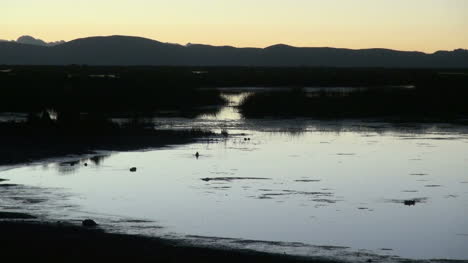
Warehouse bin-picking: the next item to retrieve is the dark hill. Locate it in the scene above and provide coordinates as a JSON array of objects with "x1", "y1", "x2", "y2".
[{"x1": 1, "y1": 35, "x2": 467, "y2": 67}]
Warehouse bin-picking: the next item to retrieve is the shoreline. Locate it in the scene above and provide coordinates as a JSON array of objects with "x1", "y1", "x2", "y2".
[
  {"x1": 0, "y1": 212, "x2": 320, "y2": 263},
  {"x1": 0, "y1": 127, "x2": 218, "y2": 166},
  {"x1": 1, "y1": 209, "x2": 466, "y2": 263}
]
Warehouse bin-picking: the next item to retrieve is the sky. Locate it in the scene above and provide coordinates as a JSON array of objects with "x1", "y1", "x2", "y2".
[{"x1": 2, "y1": 0, "x2": 467, "y2": 52}]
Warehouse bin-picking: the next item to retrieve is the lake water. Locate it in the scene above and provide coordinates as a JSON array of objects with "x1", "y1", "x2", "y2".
[{"x1": 1, "y1": 93, "x2": 468, "y2": 262}]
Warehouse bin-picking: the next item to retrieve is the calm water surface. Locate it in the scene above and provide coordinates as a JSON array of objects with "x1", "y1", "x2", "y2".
[{"x1": 1, "y1": 93, "x2": 468, "y2": 261}]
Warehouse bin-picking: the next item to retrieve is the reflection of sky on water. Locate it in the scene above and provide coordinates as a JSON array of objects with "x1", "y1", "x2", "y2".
[
  {"x1": 198, "y1": 92, "x2": 250, "y2": 121},
  {"x1": 2, "y1": 124, "x2": 468, "y2": 260},
  {"x1": 1, "y1": 93, "x2": 468, "y2": 261}
]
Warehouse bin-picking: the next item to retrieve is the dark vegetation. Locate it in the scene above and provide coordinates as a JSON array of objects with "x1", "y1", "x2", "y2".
[
  {"x1": 0, "y1": 66, "x2": 227, "y2": 116},
  {"x1": 0, "y1": 66, "x2": 230, "y2": 165},
  {"x1": 1, "y1": 65, "x2": 466, "y2": 113},
  {"x1": 0, "y1": 221, "x2": 323, "y2": 263},
  {"x1": 1, "y1": 66, "x2": 467, "y2": 121},
  {"x1": 2, "y1": 65, "x2": 466, "y2": 94},
  {"x1": 0, "y1": 114, "x2": 214, "y2": 165},
  {"x1": 0, "y1": 66, "x2": 467, "y2": 164},
  {"x1": 238, "y1": 70, "x2": 468, "y2": 121}
]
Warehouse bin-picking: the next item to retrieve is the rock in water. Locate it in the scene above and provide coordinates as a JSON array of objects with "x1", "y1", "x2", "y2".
[
  {"x1": 130, "y1": 167, "x2": 137, "y2": 172},
  {"x1": 404, "y1": 200, "x2": 416, "y2": 206},
  {"x1": 82, "y1": 219, "x2": 98, "y2": 227}
]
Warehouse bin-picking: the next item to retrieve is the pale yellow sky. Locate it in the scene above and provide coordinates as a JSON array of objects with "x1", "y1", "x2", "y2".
[{"x1": 2, "y1": 0, "x2": 467, "y2": 52}]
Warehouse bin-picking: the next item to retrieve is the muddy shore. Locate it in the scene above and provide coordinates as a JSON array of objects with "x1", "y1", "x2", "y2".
[{"x1": 0, "y1": 212, "x2": 320, "y2": 263}]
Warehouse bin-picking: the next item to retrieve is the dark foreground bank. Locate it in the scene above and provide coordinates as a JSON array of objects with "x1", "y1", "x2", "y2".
[{"x1": 0, "y1": 214, "x2": 320, "y2": 263}]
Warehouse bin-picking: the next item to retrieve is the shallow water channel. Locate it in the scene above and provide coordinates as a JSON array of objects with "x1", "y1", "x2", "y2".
[{"x1": 1, "y1": 93, "x2": 468, "y2": 262}]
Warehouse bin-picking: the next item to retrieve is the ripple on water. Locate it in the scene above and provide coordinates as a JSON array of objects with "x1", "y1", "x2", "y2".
[
  {"x1": 201, "y1": 177, "x2": 270, "y2": 182},
  {"x1": 384, "y1": 197, "x2": 429, "y2": 206}
]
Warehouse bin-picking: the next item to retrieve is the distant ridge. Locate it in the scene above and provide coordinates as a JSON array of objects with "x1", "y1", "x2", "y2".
[
  {"x1": 1, "y1": 35, "x2": 66, "y2": 47},
  {"x1": 1, "y1": 35, "x2": 467, "y2": 67}
]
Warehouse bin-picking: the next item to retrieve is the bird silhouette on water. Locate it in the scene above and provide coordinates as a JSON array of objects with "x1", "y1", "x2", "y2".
[{"x1": 195, "y1": 152, "x2": 200, "y2": 159}]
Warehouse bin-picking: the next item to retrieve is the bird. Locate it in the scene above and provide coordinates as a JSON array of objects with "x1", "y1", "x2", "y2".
[{"x1": 195, "y1": 152, "x2": 200, "y2": 158}]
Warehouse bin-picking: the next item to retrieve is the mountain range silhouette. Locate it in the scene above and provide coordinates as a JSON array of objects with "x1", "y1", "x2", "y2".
[{"x1": 1, "y1": 35, "x2": 467, "y2": 67}]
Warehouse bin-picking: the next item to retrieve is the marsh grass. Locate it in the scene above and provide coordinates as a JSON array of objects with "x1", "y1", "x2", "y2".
[{"x1": 239, "y1": 84, "x2": 468, "y2": 121}]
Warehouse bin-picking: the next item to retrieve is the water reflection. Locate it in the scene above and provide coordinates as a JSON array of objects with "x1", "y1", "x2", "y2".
[
  {"x1": 56, "y1": 161, "x2": 81, "y2": 175},
  {"x1": 54, "y1": 155, "x2": 111, "y2": 175},
  {"x1": 89, "y1": 155, "x2": 110, "y2": 165}
]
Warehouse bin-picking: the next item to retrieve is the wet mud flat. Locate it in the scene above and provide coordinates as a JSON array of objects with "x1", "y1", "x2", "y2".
[{"x1": 0, "y1": 217, "x2": 319, "y2": 263}]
